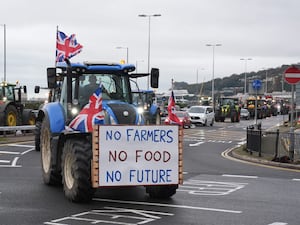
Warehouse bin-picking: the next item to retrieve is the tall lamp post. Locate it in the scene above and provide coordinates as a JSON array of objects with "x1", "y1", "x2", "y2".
[
  {"x1": 206, "y1": 44, "x2": 221, "y2": 109},
  {"x1": 116, "y1": 46, "x2": 129, "y2": 63},
  {"x1": 1, "y1": 24, "x2": 6, "y2": 82},
  {"x1": 240, "y1": 58, "x2": 252, "y2": 94},
  {"x1": 138, "y1": 14, "x2": 161, "y2": 89}
]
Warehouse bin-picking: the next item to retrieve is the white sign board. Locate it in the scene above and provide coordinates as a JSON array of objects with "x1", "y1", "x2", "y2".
[{"x1": 95, "y1": 125, "x2": 180, "y2": 187}]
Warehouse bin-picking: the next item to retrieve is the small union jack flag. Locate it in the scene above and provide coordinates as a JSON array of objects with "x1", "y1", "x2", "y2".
[
  {"x1": 56, "y1": 30, "x2": 83, "y2": 62},
  {"x1": 68, "y1": 84, "x2": 104, "y2": 132},
  {"x1": 167, "y1": 90, "x2": 182, "y2": 125}
]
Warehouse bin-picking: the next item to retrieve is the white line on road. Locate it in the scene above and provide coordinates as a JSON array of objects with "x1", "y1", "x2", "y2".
[
  {"x1": 189, "y1": 141, "x2": 204, "y2": 147},
  {"x1": 21, "y1": 147, "x2": 35, "y2": 155},
  {"x1": 292, "y1": 178, "x2": 300, "y2": 181},
  {"x1": 268, "y1": 222, "x2": 288, "y2": 225},
  {"x1": 222, "y1": 174, "x2": 258, "y2": 179},
  {"x1": 0, "y1": 160, "x2": 10, "y2": 163},
  {"x1": 11, "y1": 157, "x2": 19, "y2": 167},
  {"x1": 0, "y1": 151, "x2": 20, "y2": 155},
  {"x1": 8, "y1": 144, "x2": 34, "y2": 148},
  {"x1": 93, "y1": 198, "x2": 242, "y2": 214}
]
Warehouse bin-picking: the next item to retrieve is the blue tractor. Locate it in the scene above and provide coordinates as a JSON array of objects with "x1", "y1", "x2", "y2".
[{"x1": 34, "y1": 60, "x2": 178, "y2": 202}]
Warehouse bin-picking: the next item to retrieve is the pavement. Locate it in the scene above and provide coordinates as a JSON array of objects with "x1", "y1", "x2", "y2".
[{"x1": 1, "y1": 132, "x2": 299, "y2": 171}]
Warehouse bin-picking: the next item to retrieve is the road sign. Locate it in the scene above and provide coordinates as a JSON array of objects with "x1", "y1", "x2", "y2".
[
  {"x1": 284, "y1": 66, "x2": 300, "y2": 84},
  {"x1": 252, "y1": 79, "x2": 262, "y2": 90}
]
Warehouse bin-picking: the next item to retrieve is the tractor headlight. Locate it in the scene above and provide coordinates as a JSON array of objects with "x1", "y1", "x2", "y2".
[
  {"x1": 137, "y1": 107, "x2": 144, "y2": 114},
  {"x1": 71, "y1": 107, "x2": 79, "y2": 115}
]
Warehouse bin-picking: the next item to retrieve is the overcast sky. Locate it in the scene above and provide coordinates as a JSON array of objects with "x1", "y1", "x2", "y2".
[{"x1": 0, "y1": 0, "x2": 300, "y2": 97}]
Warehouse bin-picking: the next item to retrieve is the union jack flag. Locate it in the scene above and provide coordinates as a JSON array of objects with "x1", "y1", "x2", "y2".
[
  {"x1": 167, "y1": 90, "x2": 182, "y2": 125},
  {"x1": 68, "y1": 84, "x2": 104, "y2": 132},
  {"x1": 56, "y1": 30, "x2": 83, "y2": 62}
]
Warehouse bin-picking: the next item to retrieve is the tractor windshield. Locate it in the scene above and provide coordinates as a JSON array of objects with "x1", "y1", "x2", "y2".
[
  {"x1": 0, "y1": 85, "x2": 14, "y2": 101},
  {"x1": 78, "y1": 73, "x2": 130, "y2": 104}
]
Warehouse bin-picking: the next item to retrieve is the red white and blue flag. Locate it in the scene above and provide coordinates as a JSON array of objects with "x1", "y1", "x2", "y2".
[
  {"x1": 68, "y1": 85, "x2": 104, "y2": 132},
  {"x1": 167, "y1": 90, "x2": 182, "y2": 125},
  {"x1": 56, "y1": 30, "x2": 83, "y2": 62}
]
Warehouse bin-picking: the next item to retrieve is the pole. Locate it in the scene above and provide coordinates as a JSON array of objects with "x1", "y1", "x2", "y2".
[
  {"x1": 289, "y1": 84, "x2": 295, "y2": 162},
  {"x1": 2, "y1": 24, "x2": 6, "y2": 82}
]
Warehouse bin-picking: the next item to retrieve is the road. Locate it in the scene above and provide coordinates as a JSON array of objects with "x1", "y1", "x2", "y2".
[{"x1": 0, "y1": 115, "x2": 299, "y2": 225}]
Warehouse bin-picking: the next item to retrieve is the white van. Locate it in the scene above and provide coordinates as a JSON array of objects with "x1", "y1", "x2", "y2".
[{"x1": 188, "y1": 105, "x2": 215, "y2": 126}]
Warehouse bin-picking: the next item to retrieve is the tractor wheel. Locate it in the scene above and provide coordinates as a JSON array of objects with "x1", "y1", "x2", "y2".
[
  {"x1": 41, "y1": 117, "x2": 61, "y2": 185},
  {"x1": 35, "y1": 121, "x2": 41, "y2": 151},
  {"x1": 5, "y1": 105, "x2": 19, "y2": 126},
  {"x1": 61, "y1": 138, "x2": 95, "y2": 202},
  {"x1": 146, "y1": 184, "x2": 178, "y2": 199},
  {"x1": 22, "y1": 109, "x2": 36, "y2": 125}
]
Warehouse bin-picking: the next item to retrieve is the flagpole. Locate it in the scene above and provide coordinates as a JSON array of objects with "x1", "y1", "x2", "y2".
[{"x1": 55, "y1": 25, "x2": 58, "y2": 65}]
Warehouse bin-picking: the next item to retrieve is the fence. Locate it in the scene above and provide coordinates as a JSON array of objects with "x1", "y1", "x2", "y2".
[
  {"x1": 247, "y1": 126, "x2": 300, "y2": 162},
  {"x1": 0, "y1": 125, "x2": 36, "y2": 137}
]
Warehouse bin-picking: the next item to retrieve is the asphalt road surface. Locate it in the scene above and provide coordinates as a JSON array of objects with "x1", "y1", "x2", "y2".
[{"x1": 0, "y1": 115, "x2": 299, "y2": 225}]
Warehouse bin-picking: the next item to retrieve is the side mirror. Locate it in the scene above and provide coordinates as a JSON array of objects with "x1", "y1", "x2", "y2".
[
  {"x1": 150, "y1": 68, "x2": 159, "y2": 88},
  {"x1": 34, "y1": 86, "x2": 40, "y2": 94},
  {"x1": 47, "y1": 68, "x2": 57, "y2": 89},
  {"x1": 23, "y1": 85, "x2": 27, "y2": 94}
]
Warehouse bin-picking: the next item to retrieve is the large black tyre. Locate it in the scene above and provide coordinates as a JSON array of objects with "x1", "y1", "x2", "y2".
[
  {"x1": 41, "y1": 117, "x2": 61, "y2": 185},
  {"x1": 22, "y1": 109, "x2": 36, "y2": 125},
  {"x1": 146, "y1": 184, "x2": 178, "y2": 199},
  {"x1": 35, "y1": 121, "x2": 41, "y2": 151},
  {"x1": 5, "y1": 105, "x2": 19, "y2": 126},
  {"x1": 61, "y1": 138, "x2": 95, "y2": 202}
]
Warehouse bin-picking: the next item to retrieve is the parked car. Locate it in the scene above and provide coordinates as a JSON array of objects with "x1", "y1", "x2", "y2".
[
  {"x1": 240, "y1": 108, "x2": 250, "y2": 120},
  {"x1": 188, "y1": 105, "x2": 215, "y2": 126},
  {"x1": 164, "y1": 111, "x2": 192, "y2": 128}
]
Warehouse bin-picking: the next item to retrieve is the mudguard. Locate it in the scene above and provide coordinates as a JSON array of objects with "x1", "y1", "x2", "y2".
[{"x1": 42, "y1": 102, "x2": 66, "y2": 133}]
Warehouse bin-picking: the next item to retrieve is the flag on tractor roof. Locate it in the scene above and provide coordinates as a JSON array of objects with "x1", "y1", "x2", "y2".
[
  {"x1": 56, "y1": 30, "x2": 83, "y2": 62},
  {"x1": 167, "y1": 90, "x2": 182, "y2": 125},
  {"x1": 68, "y1": 84, "x2": 104, "y2": 132}
]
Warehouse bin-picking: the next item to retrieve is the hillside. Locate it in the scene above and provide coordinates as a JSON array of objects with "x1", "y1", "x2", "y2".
[{"x1": 173, "y1": 64, "x2": 294, "y2": 97}]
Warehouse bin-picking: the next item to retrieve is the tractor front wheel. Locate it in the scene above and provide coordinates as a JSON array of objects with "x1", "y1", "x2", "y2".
[
  {"x1": 5, "y1": 105, "x2": 19, "y2": 126},
  {"x1": 61, "y1": 138, "x2": 95, "y2": 202},
  {"x1": 41, "y1": 116, "x2": 61, "y2": 185}
]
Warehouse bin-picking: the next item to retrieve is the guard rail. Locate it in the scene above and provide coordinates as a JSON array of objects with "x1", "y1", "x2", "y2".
[{"x1": 0, "y1": 125, "x2": 36, "y2": 137}]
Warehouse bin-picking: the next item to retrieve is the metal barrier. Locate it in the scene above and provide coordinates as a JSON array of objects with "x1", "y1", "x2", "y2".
[
  {"x1": 0, "y1": 125, "x2": 36, "y2": 137},
  {"x1": 247, "y1": 127, "x2": 300, "y2": 162}
]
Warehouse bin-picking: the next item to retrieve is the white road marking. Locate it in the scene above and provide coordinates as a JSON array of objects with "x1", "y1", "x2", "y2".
[
  {"x1": 7, "y1": 144, "x2": 34, "y2": 148},
  {"x1": 292, "y1": 178, "x2": 300, "y2": 181},
  {"x1": 45, "y1": 207, "x2": 174, "y2": 225},
  {"x1": 222, "y1": 174, "x2": 258, "y2": 179},
  {"x1": 0, "y1": 160, "x2": 10, "y2": 163},
  {"x1": 11, "y1": 157, "x2": 19, "y2": 167},
  {"x1": 189, "y1": 141, "x2": 204, "y2": 146},
  {"x1": 268, "y1": 223, "x2": 288, "y2": 225},
  {"x1": 179, "y1": 179, "x2": 247, "y2": 196},
  {"x1": 0, "y1": 151, "x2": 20, "y2": 155},
  {"x1": 21, "y1": 147, "x2": 35, "y2": 155},
  {"x1": 93, "y1": 198, "x2": 242, "y2": 214}
]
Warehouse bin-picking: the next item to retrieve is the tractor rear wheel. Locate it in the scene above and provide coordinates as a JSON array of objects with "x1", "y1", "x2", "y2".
[
  {"x1": 61, "y1": 138, "x2": 95, "y2": 202},
  {"x1": 146, "y1": 184, "x2": 178, "y2": 199}
]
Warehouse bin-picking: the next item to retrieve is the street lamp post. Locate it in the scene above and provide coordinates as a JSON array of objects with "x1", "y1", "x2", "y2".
[
  {"x1": 116, "y1": 46, "x2": 129, "y2": 63},
  {"x1": 1, "y1": 24, "x2": 6, "y2": 82},
  {"x1": 206, "y1": 44, "x2": 221, "y2": 109},
  {"x1": 240, "y1": 58, "x2": 252, "y2": 94},
  {"x1": 138, "y1": 14, "x2": 161, "y2": 89}
]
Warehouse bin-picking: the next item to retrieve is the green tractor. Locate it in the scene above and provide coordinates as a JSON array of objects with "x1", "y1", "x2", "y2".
[
  {"x1": 0, "y1": 82, "x2": 36, "y2": 126},
  {"x1": 214, "y1": 97, "x2": 241, "y2": 122}
]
